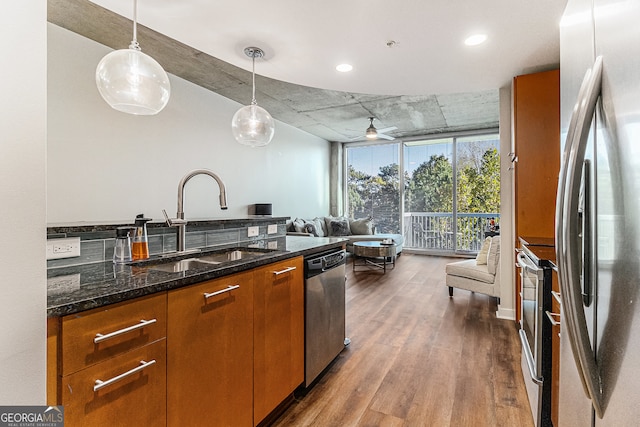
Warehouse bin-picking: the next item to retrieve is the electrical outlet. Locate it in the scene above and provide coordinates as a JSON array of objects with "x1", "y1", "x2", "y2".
[
  {"x1": 247, "y1": 226, "x2": 259, "y2": 237},
  {"x1": 268, "y1": 241, "x2": 278, "y2": 250},
  {"x1": 267, "y1": 224, "x2": 278, "y2": 234},
  {"x1": 46, "y1": 237, "x2": 81, "y2": 260}
]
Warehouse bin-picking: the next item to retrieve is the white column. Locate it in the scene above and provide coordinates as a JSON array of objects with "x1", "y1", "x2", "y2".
[
  {"x1": 0, "y1": 0, "x2": 47, "y2": 403},
  {"x1": 497, "y1": 84, "x2": 516, "y2": 320}
]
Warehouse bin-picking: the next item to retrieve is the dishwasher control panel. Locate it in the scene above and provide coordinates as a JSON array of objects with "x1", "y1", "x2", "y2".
[{"x1": 305, "y1": 249, "x2": 346, "y2": 274}]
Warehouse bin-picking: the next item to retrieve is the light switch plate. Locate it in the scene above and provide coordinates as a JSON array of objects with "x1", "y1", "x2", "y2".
[
  {"x1": 267, "y1": 224, "x2": 278, "y2": 234},
  {"x1": 247, "y1": 226, "x2": 259, "y2": 237},
  {"x1": 46, "y1": 237, "x2": 81, "y2": 260}
]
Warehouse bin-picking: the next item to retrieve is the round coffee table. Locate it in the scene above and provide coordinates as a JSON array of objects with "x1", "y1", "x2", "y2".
[{"x1": 352, "y1": 241, "x2": 397, "y2": 272}]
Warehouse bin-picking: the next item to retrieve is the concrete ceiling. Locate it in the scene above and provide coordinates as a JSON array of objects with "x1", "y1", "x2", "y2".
[{"x1": 48, "y1": 0, "x2": 567, "y2": 143}]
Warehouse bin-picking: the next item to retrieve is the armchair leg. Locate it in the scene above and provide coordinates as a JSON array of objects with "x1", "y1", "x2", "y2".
[{"x1": 448, "y1": 286, "x2": 453, "y2": 297}]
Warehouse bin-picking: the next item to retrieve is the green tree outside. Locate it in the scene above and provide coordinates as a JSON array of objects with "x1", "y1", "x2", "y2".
[{"x1": 347, "y1": 143, "x2": 500, "y2": 251}]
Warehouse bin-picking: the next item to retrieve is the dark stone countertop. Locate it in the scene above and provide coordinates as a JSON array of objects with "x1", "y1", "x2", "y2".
[{"x1": 47, "y1": 236, "x2": 346, "y2": 317}]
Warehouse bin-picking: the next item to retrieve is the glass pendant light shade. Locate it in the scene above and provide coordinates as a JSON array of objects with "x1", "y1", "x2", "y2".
[
  {"x1": 231, "y1": 104, "x2": 275, "y2": 147},
  {"x1": 96, "y1": 48, "x2": 171, "y2": 115},
  {"x1": 95, "y1": 0, "x2": 170, "y2": 115},
  {"x1": 233, "y1": 47, "x2": 275, "y2": 147}
]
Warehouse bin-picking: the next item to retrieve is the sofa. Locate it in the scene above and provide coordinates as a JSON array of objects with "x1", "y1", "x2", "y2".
[
  {"x1": 286, "y1": 216, "x2": 404, "y2": 254},
  {"x1": 445, "y1": 235, "x2": 500, "y2": 298}
]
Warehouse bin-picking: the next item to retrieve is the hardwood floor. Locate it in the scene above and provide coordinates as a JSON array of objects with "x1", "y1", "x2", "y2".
[{"x1": 272, "y1": 253, "x2": 534, "y2": 427}]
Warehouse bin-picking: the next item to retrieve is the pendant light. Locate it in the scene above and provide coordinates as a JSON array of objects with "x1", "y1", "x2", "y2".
[
  {"x1": 95, "y1": 0, "x2": 171, "y2": 115},
  {"x1": 232, "y1": 47, "x2": 275, "y2": 147}
]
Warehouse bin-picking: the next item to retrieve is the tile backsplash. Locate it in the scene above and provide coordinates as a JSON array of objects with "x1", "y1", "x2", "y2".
[{"x1": 47, "y1": 217, "x2": 288, "y2": 268}]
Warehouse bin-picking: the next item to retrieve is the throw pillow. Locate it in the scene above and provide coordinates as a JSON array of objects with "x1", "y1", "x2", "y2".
[
  {"x1": 349, "y1": 217, "x2": 374, "y2": 235},
  {"x1": 323, "y1": 216, "x2": 337, "y2": 236},
  {"x1": 324, "y1": 216, "x2": 350, "y2": 236},
  {"x1": 292, "y1": 218, "x2": 307, "y2": 233},
  {"x1": 286, "y1": 220, "x2": 295, "y2": 232},
  {"x1": 311, "y1": 217, "x2": 326, "y2": 237},
  {"x1": 329, "y1": 218, "x2": 351, "y2": 236},
  {"x1": 476, "y1": 237, "x2": 492, "y2": 265},
  {"x1": 304, "y1": 222, "x2": 318, "y2": 236},
  {"x1": 487, "y1": 236, "x2": 501, "y2": 275}
]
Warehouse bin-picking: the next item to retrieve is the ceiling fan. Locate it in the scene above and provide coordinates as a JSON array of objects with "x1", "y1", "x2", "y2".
[{"x1": 350, "y1": 117, "x2": 397, "y2": 141}]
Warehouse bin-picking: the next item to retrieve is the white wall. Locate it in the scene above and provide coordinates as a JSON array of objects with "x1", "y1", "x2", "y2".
[
  {"x1": 47, "y1": 24, "x2": 330, "y2": 224},
  {"x1": 497, "y1": 84, "x2": 515, "y2": 320},
  {"x1": 0, "y1": 2, "x2": 47, "y2": 403}
]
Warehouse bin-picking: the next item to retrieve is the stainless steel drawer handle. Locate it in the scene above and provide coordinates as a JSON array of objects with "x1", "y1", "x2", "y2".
[
  {"x1": 545, "y1": 310, "x2": 561, "y2": 326},
  {"x1": 273, "y1": 266, "x2": 297, "y2": 276},
  {"x1": 93, "y1": 359, "x2": 156, "y2": 392},
  {"x1": 94, "y1": 319, "x2": 157, "y2": 344},
  {"x1": 204, "y1": 285, "x2": 240, "y2": 299}
]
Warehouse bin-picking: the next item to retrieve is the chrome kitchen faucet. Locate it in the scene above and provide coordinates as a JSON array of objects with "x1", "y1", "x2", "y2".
[{"x1": 163, "y1": 169, "x2": 228, "y2": 253}]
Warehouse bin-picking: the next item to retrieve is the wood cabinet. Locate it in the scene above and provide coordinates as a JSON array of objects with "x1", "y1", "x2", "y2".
[
  {"x1": 167, "y1": 271, "x2": 254, "y2": 427},
  {"x1": 48, "y1": 256, "x2": 307, "y2": 426},
  {"x1": 513, "y1": 69, "x2": 560, "y2": 427},
  {"x1": 55, "y1": 293, "x2": 167, "y2": 426},
  {"x1": 253, "y1": 257, "x2": 304, "y2": 425},
  {"x1": 513, "y1": 69, "x2": 560, "y2": 321}
]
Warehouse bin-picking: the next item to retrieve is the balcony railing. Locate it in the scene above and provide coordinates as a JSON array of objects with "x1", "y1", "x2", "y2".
[{"x1": 403, "y1": 212, "x2": 499, "y2": 252}]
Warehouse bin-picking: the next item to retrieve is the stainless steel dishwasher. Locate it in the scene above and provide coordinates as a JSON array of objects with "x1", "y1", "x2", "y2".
[{"x1": 304, "y1": 248, "x2": 348, "y2": 387}]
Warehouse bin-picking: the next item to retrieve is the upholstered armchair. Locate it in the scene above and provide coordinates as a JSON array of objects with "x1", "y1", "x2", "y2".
[{"x1": 445, "y1": 235, "x2": 500, "y2": 299}]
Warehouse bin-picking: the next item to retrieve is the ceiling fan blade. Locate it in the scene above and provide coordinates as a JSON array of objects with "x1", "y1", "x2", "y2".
[
  {"x1": 377, "y1": 133, "x2": 395, "y2": 141},
  {"x1": 376, "y1": 126, "x2": 397, "y2": 134}
]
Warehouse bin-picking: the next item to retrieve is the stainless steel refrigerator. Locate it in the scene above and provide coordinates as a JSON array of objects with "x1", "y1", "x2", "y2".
[{"x1": 556, "y1": 0, "x2": 640, "y2": 425}]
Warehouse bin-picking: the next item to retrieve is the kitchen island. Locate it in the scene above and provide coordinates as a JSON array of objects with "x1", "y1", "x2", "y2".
[{"x1": 47, "y1": 235, "x2": 346, "y2": 426}]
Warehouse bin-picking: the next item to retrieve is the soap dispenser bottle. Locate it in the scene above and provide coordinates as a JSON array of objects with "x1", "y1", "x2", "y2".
[
  {"x1": 113, "y1": 226, "x2": 134, "y2": 264},
  {"x1": 132, "y1": 214, "x2": 151, "y2": 261}
]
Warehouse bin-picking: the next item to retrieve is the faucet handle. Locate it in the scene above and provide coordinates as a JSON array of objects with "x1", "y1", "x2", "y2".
[{"x1": 162, "y1": 209, "x2": 187, "y2": 227}]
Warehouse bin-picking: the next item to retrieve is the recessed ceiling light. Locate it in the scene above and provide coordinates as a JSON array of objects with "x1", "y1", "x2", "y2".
[
  {"x1": 464, "y1": 34, "x2": 487, "y2": 46},
  {"x1": 336, "y1": 63, "x2": 353, "y2": 72}
]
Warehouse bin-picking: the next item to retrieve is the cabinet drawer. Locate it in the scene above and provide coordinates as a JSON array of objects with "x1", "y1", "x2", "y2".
[
  {"x1": 62, "y1": 339, "x2": 166, "y2": 427},
  {"x1": 61, "y1": 292, "x2": 167, "y2": 375}
]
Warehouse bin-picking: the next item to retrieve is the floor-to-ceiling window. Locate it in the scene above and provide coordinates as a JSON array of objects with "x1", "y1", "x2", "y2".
[
  {"x1": 344, "y1": 143, "x2": 400, "y2": 233},
  {"x1": 345, "y1": 130, "x2": 500, "y2": 254}
]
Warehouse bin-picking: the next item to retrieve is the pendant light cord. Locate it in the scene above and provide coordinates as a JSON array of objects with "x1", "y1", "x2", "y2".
[
  {"x1": 251, "y1": 55, "x2": 257, "y2": 106},
  {"x1": 129, "y1": 0, "x2": 141, "y2": 51}
]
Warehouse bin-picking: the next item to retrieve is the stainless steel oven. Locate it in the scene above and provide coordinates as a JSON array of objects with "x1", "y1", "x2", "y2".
[{"x1": 517, "y1": 244, "x2": 553, "y2": 427}]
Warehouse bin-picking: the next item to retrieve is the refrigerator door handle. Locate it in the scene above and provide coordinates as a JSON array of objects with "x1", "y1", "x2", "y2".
[
  {"x1": 556, "y1": 55, "x2": 604, "y2": 418},
  {"x1": 555, "y1": 58, "x2": 594, "y2": 396}
]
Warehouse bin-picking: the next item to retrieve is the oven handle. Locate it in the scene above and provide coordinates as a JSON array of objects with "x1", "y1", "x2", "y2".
[
  {"x1": 519, "y1": 329, "x2": 543, "y2": 385},
  {"x1": 516, "y1": 251, "x2": 544, "y2": 280},
  {"x1": 555, "y1": 55, "x2": 604, "y2": 418}
]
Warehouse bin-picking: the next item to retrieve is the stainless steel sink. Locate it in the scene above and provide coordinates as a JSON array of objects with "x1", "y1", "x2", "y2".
[
  {"x1": 197, "y1": 250, "x2": 262, "y2": 263},
  {"x1": 147, "y1": 249, "x2": 271, "y2": 273},
  {"x1": 149, "y1": 258, "x2": 220, "y2": 273}
]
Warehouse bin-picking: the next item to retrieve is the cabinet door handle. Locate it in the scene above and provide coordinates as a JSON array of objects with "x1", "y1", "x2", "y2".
[
  {"x1": 93, "y1": 359, "x2": 156, "y2": 392},
  {"x1": 546, "y1": 310, "x2": 561, "y2": 326},
  {"x1": 94, "y1": 319, "x2": 157, "y2": 344},
  {"x1": 273, "y1": 266, "x2": 297, "y2": 276},
  {"x1": 204, "y1": 285, "x2": 240, "y2": 300}
]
